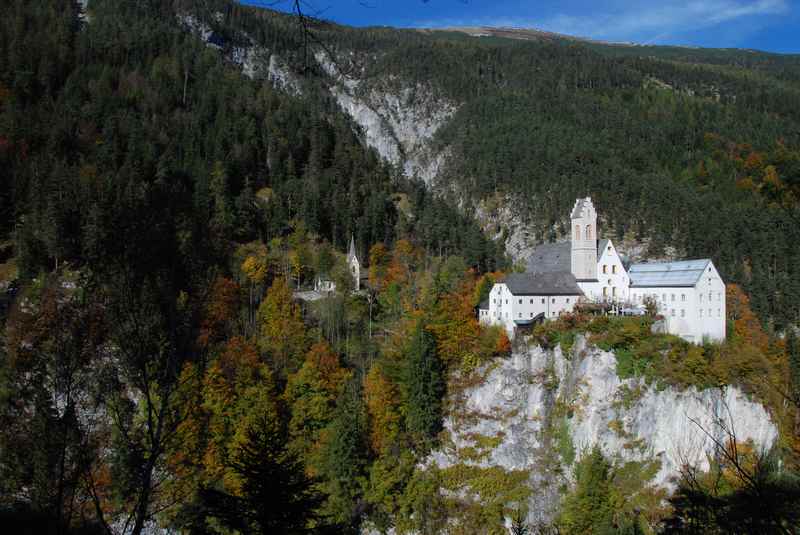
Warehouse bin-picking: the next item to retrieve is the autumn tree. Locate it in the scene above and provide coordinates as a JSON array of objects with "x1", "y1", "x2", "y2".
[
  {"x1": 726, "y1": 284, "x2": 769, "y2": 352},
  {"x1": 197, "y1": 276, "x2": 240, "y2": 350},
  {"x1": 364, "y1": 364, "x2": 402, "y2": 454},
  {"x1": 284, "y1": 341, "x2": 350, "y2": 472},
  {"x1": 199, "y1": 399, "x2": 322, "y2": 534},
  {"x1": 258, "y1": 277, "x2": 307, "y2": 374},
  {"x1": 368, "y1": 243, "x2": 390, "y2": 291}
]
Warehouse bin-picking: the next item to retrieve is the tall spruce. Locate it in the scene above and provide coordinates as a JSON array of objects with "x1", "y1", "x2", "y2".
[{"x1": 404, "y1": 321, "x2": 444, "y2": 448}]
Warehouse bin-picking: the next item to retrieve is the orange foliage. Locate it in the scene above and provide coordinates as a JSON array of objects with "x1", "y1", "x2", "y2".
[
  {"x1": 197, "y1": 277, "x2": 240, "y2": 349},
  {"x1": 429, "y1": 273, "x2": 510, "y2": 369},
  {"x1": 385, "y1": 239, "x2": 419, "y2": 286},
  {"x1": 368, "y1": 242, "x2": 390, "y2": 291},
  {"x1": 364, "y1": 365, "x2": 402, "y2": 454},
  {"x1": 726, "y1": 284, "x2": 768, "y2": 352}
]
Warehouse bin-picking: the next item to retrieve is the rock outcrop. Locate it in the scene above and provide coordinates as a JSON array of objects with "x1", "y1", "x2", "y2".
[{"x1": 433, "y1": 335, "x2": 777, "y2": 524}]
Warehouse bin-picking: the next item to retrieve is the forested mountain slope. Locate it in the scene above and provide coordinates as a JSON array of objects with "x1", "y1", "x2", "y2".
[
  {"x1": 179, "y1": 2, "x2": 800, "y2": 329},
  {"x1": 1, "y1": 1, "x2": 799, "y2": 534}
]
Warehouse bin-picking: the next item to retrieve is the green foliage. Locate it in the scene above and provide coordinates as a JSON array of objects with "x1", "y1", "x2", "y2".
[
  {"x1": 788, "y1": 330, "x2": 800, "y2": 405},
  {"x1": 403, "y1": 322, "x2": 445, "y2": 449},
  {"x1": 559, "y1": 446, "x2": 615, "y2": 534},
  {"x1": 318, "y1": 379, "x2": 369, "y2": 529},
  {"x1": 199, "y1": 410, "x2": 322, "y2": 534},
  {"x1": 555, "y1": 417, "x2": 576, "y2": 467}
]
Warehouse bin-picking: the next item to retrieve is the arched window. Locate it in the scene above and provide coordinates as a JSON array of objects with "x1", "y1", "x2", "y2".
[
  {"x1": 575, "y1": 225, "x2": 581, "y2": 240},
  {"x1": 585, "y1": 225, "x2": 592, "y2": 240}
]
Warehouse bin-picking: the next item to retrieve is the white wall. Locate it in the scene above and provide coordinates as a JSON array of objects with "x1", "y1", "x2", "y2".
[
  {"x1": 487, "y1": 283, "x2": 580, "y2": 336},
  {"x1": 579, "y1": 240, "x2": 629, "y2": 303},
  {"x1": 570, "y1": 199, "x2": 598, "y2": 281},
  {"x1": 629, "y1": 264, "x2": 725, "y2": 343}
]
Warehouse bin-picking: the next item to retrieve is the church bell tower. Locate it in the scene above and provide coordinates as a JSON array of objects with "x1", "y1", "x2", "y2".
[{"x1": 570, "y1": 197, "x2": 598, "y2": 281}]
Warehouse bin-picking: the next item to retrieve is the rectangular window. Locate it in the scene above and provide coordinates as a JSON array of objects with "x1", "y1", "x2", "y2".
[
  {"x1": 612, "y1": 265, "x2": 617, "y2": 274},
  {"x1": 681, "y1": 309, "x2": 685, "y2": 317},
  {"x1": 612, "y1": 287, "x2": 617, "y2": 297},
  {"x1": 505, "y1": 300, "x2": 508, "y2": 304},
  {"x1": 541, "y1": 298, "x2": 545, "y2": 304},
  {"x1": 662, "y1": 293, "x2": 666, "y2": 302},
  {"x1": 519, "y1": 299, "x2": 522, "y2": 304},
  {"x1": 700, "y1": 294, "x2": 703, "y2": 302},
  {"x1": 708, "y1": 308, "x2": 712, "y2": 316},
  {"x1": 681, "y1": 294, "x2": 686, "y2": 302},
  {"x1": 552, "y1": 298, "x2": 556, "y2": 304},
  {"x1": 518, "y1": 313, "x2": 522, "y2": 318},
  {"x1": 700, "y1": 309, "x2": 703, "y2": 317},
  {"x1": 602, "y1": 265, "x2": 607, "y2": 274},
  {"x1": 566, "y1": 298, "x2": 570, "y2": 303},
  {"x1": 530, "y1": 299, "x2": 534, "y2": 304},
  {"x1": 671, "y1": 294, "x2": 675, "y2": 301},
  {"x1": 530, "y1": 312, "x2": 533, "y2": 318}
]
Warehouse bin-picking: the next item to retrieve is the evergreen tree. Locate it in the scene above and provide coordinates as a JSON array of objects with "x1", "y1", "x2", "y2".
[
  {"x1": 558, "y1": 446, "x2": 615, "y2": 534},
  {"x1": 201, "y1": 410, "x2": 322, "y2": 534},
  {"x1": 404, "y1": 321, "x2": 444, "y2": 448},
  {"x1": 319, "y1": 378, "x2": 369, "y2": 530}
]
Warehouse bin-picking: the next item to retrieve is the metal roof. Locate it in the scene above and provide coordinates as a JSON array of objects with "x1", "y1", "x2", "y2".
[
  {"x1": 628, "y1": 259, "x2": 711, "y2": 288},
  {"x1": 503, "y1": 272, "x2": 584, "y2": 296}
]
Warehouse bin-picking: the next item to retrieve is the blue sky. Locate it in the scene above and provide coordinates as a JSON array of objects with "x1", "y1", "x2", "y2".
[{"x1": 241, "y1": 0, "x2": 800, "y2": 54}]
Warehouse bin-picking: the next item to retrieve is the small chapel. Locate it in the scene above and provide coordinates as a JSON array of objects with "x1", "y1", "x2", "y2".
[{"x1": 478, "y1": 197, "x2": 726, "y2": 343}]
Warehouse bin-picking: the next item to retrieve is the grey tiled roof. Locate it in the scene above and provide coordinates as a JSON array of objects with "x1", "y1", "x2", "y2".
[
  {"x1": 478, "y1": 299, "x2": 490, "y2": 310},
  {"x1": 503, "y1": 272, "x2": 584, "y2": 296},
  {"x1": 527, "y1": 239, "x2": 610, "y2": 274},
  {"x1": 629, "y1": 259, "x2": 711, "y2": 288},
  {"x1": 527, "y1": 242, "x2": 571, "y2": 274}
]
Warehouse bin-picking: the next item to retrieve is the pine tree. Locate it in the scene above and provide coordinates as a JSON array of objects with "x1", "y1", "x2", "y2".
[
  {"x1": 558, "y1": 446, "x2": 615, "y2": 534},
  {"x1": 201, "y1": 410, "x2": 322, "y2": 534},
  {"x1": 404, "y1": 321, "x2": 444, "y2": 448}
]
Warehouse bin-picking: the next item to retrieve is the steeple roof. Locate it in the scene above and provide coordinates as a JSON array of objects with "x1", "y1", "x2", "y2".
[
  {"x1": 571, "y1": 197, "x2": 594, "y2": 219},
  {"x1": 347, "y1": 235, "x2": 358, "y2": 263}
]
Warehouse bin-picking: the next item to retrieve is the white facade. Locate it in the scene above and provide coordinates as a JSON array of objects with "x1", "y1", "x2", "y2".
[
  {"x1": 314, "y1": 276, "x2": 336, "y2": 294},
  {"x1": 570, "y1": 197, "x2": 598, "y2": 281},
  {"x1": 347, "y1": 236, "x2": 361, "y2": 291},
  {"x1": 480, "y1": 197, "x2": 727, "y2": 344},
  {"x1": 629, "y1": 260, "x2": 726, "y2": 343},
  {"x1": 577, "y1": 240, "x2": 630, "y2": 303},
  {"x1": 481, "y1": 274, "x2": 583, "y2": 336}
]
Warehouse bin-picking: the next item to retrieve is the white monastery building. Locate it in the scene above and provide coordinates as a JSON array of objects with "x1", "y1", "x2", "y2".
[
  {"x1": 628, "y1": 260, "x2": 726, "y2": 343},
  {"x1": 479, "y1": 197, "x2": 726, "y2": 343}
]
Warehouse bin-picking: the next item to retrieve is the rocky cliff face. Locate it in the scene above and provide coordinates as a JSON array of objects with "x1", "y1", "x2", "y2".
[
  {"x1": 433, "y1": 335, "x2": 777, "y2": 524},
  {"x1": 315, "y1": 52, "x2": 456, "y2": 185}
]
